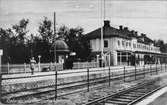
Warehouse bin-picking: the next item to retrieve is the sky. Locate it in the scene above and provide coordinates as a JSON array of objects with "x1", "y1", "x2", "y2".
[{"x1": 0, "y1": 0, "x2": 167, "y2": 42}]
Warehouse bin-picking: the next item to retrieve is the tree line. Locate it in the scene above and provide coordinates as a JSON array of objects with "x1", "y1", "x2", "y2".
[
  {"x1": 0, "y1": 17, "x2": 91, "y2": 64},
  {"x1": 1, "y1": 17, "x2": 167, "y2": 64}
]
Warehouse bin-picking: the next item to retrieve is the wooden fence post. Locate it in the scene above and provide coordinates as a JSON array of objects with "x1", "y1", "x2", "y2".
[
  {"x1": 87, "y1": 67, "x2": 90, "y2": 92},
  {"x1": 135, "y1": 65, "x2": 136, "y2": 80},
  {"x1": 24, "y1": 63, "x2": 26, "y2": 73},
  {"x1": 124, "y1": 66, "x2": 126, "y2": 82},
  {"x1": 143, "y1": 65, "x2": 145, "y2": 78},
  {"x1": 150, "y1": 64, "x2": 152, "y2": 75},
  {"x1": 161, "y1": 63, "x2": 162, "y2": 72},
  {"x1": 7, "y1": 63, "x2": 9, "y2": 74},
  {"x1": 165, "y1": 63, "x2": 166, "y2": 72},
  {"x1": 55, "y1": 65, "x2": 57, "y2": 100},
  {"x1": 0, "y1": 49, "x2": 3, "y2": 102},
  {"x1": 108, "y1": 67, "x2": 111, "y2": 86},
  {"x1": 156, "y1": 63, "x2": 158, "y2": 75}
]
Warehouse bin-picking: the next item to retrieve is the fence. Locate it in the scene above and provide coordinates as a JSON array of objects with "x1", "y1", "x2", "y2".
[
  {"x1": 1, "y1": 62, "x2": 99, "y2": 74},
  {"x1": 73, "y1": 62, "x2": 99, "y2": 69},
  {"x1": 0, "y1": 63, "x2": 167, "y2": 103},
  {"x1": 1, "y1": 63, "x2": 63, "y2": 74}
]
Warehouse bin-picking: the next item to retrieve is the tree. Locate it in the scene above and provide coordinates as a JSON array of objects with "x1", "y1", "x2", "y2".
[
  {"x1": 57, "y1": 25, "x2": 91, "y2": 61},
  {"x1": 154, "y1": 39, "x2": 167, "y2": 53},
  {"x1": 37, "y1": 17, "x2": 54, "y2": 62},
  {"x1": 38, "y1": 17, "x2": 53, "y2": 43},
  {"x1": 12, "y1": 18, "x2": 29, "y2": 44},
  {"x1": 0, "y1": 28, "x2": 13, "y2": 63}
]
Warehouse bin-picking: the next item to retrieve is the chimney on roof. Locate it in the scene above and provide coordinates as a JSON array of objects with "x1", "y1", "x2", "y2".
[
  {"x1": 119, "y1": 25, "x2": 123, "y2": 30},
  {"x1": 124, "y1": 27, "x2": 128, "y2": 31},
  {"x1": 135, "y1": 31, "x2": 138, "y2": 36},
  {"x1": 131, "y1": 30, "x2": 134, "y2": 34},
  {"x1": 141, "y1": 33, "x2": 146, "y2": 37},
  {"x1": 104, "y1": 20, "x2": 110, "y2": 27}
]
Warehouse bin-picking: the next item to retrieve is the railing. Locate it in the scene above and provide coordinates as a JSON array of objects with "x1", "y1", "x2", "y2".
[
  {"x1": 1, "y1": 63, "x2": 63, "y2": 74},
  {"x1": 73, "y1": 62, "x2": 99, "y2": 69},
  {"x1": 0, "y1": 63, "x2": 167, "y2": 103}
]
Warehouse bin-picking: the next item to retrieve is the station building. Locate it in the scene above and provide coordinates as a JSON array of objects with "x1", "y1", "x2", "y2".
[{"x1": 85, "y1": 20, "x2": 162, "y2": 66}]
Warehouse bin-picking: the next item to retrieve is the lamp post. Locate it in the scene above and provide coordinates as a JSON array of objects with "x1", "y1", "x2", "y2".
[{"x1": 38, "y1": 55, "x2": 41, "y2": 71}]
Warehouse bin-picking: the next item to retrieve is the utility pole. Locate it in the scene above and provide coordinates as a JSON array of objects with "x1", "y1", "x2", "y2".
[
  {"x1": 54, "y1": 12, "x2": 56, "y2": 63},
  {"x1": 53, "y1": 12, "x2": 57, "y2": 101},
  {"x1": 100, "y1": 0, "x2": 104, "y2": 67},
  {"x1": 0, "y1": 49, "x2": 3, "y2": 102}
]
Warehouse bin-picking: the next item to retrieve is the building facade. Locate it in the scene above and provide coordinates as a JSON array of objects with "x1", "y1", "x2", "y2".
[{"x1": 85, "y1": 20, "x2": 161, "y2": 66}]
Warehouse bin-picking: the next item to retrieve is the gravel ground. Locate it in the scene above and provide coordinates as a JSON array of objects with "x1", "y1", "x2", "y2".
[
  {"x1": 7, "y1": 77, "x2": 153, "y2": 105},
  {"x1": 4, "y1": 71, "x2": 167, "y2": 105}
]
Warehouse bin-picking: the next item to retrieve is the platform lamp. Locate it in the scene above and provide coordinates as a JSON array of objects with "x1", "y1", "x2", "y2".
[{"x1": 38, "y1": 55, "x2": 41, "y2": 71}]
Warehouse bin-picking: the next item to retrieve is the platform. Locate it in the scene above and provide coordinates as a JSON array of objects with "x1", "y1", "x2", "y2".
[{"x1": 136, "y1": 78, "x2": 167, "y2": 105}]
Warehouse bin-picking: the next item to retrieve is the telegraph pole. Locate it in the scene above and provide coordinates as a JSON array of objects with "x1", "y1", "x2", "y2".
[
  {"x1": 0, "y1": 49, "x2": 3, "y2": 102},
  {"x1": 54, "y1": 12, "x2": 56, "y2": 63},
  {"x1": 53, "y1": 12, "x2": 57, "y2": 101},
  {"x1": 100, "y1": 0, "x2": 104, "y2": 67}
]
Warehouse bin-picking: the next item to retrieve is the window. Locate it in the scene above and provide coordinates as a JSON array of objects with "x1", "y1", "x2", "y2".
[
  {"x1": 126, "y1": 42, "x2": 128, "y2": 47},
  {"x1": 104, "y1": 40, "x2": 108, "y2": 48},
  {"x1": 129, "y1": 42, "x2": 131, "y2": 47},
  {"x1": 122, "y1": 41, "x2": 125, "y2": 46},
  {"x1": 133, "y1": 44, "x2": 136, "y2": 48},
  {"x1": 118, "y1": 40, "x2": 120, "y2": 46}
]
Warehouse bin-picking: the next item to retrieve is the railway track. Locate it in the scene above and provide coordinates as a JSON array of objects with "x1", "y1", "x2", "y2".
[{"x1": 85, "y1": 79, "x2": 163, "y2": 105}]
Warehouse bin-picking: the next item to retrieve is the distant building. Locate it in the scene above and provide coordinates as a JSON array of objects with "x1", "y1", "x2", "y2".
[{"x1": 85, "y1": 20, "x2": 162, "y2": 66}]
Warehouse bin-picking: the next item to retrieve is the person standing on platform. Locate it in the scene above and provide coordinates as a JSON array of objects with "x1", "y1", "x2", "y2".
[{"x1": 30, "y1": 57, "x2": 36, "y2": 75}]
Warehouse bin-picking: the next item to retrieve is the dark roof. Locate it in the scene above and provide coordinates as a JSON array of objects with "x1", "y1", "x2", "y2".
[
  {"x1": 53, "y1": 40, "x2": 69, "y2": 53},
  {"x1": 85, "y1": 27, "x2": 131, "y2": 40},
  {"x1": 137, "y1": 34, "x2": 154, "y2": 44},
  {"x1": 85, "y1": 20, "x2": 154, "y2": 45},
  {"x1": 85, "y1": 20, "x2": 135, "y2": 40}
]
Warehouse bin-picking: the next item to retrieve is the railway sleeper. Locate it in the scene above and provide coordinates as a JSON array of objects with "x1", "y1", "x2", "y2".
[
  {"x1": 105, "y1": 100, "x2": 128, "y2": 105},
  {"x1": 108, "y1": 98, "x2": 132, "y2": 102},
  {"x1": 128, "y1": 92, "x2": 146, "y2": 95},
  {"x1": 118, "y1": 95, "x2": 137, "y2": 100},
  {"x1": 123, "y1": 93, "x2": 143, "y2": 97},
  {"x1": 133, "y1": 90, "x2": 151, "y2": 93}
]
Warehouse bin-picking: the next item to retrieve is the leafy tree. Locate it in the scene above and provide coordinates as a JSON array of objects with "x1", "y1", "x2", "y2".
[
  {"x1": 37, "y1": 17, "x2": 54, "y2": 62},
  {"x1": 12, "y1": 18, "x2": 29, "y2": 44},
  {"x1": 154, "y1": 39, "x2": 167, "y2": 53},
  {"x1": 0, "y1": 28, "x2": 13, "y2": 63},
  {"x1": 57, "y1": 25, "x2": 91, "y2": 61},
  {"x1": 38, "y1": 17, "x2": 53, "y2": 43},
  {"x1": 154, "y1": 39, "x2": 167, "y2": 63}
]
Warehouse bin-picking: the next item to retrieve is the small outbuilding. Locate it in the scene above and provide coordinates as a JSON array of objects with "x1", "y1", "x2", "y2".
[{"x1": 53, "y1": 39, "x2": 69, "y2": 64}]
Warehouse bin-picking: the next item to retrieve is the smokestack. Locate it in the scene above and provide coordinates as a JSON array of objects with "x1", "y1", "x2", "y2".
[
  {"x1": 141, "y1": 33, "x2": 146, "y2": 37},
  {"x1": 124, "y1": 27, "x2": 128, "y2": 31},
  {"x1": 119, "y1": 25, "x2": 123, "y2": 30},
  {"x1": 131, "y1": 30, "x2": 134, "y2": 34},
  {"x1": 134, "y1": 31, "x2": 138, "y2": 36},
  {"x1": 104, "y1": 20, "x2": 110, "y2": 27}
]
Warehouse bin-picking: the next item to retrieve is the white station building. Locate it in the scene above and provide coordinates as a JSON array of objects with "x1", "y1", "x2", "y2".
[{"x1": 85, "y1": 20, "x2": 162, "y2": 66}]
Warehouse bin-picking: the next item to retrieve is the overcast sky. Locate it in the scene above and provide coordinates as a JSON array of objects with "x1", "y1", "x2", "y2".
[{"x1": 0, "y1": 0, "x2": 167, "y2": 42}]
